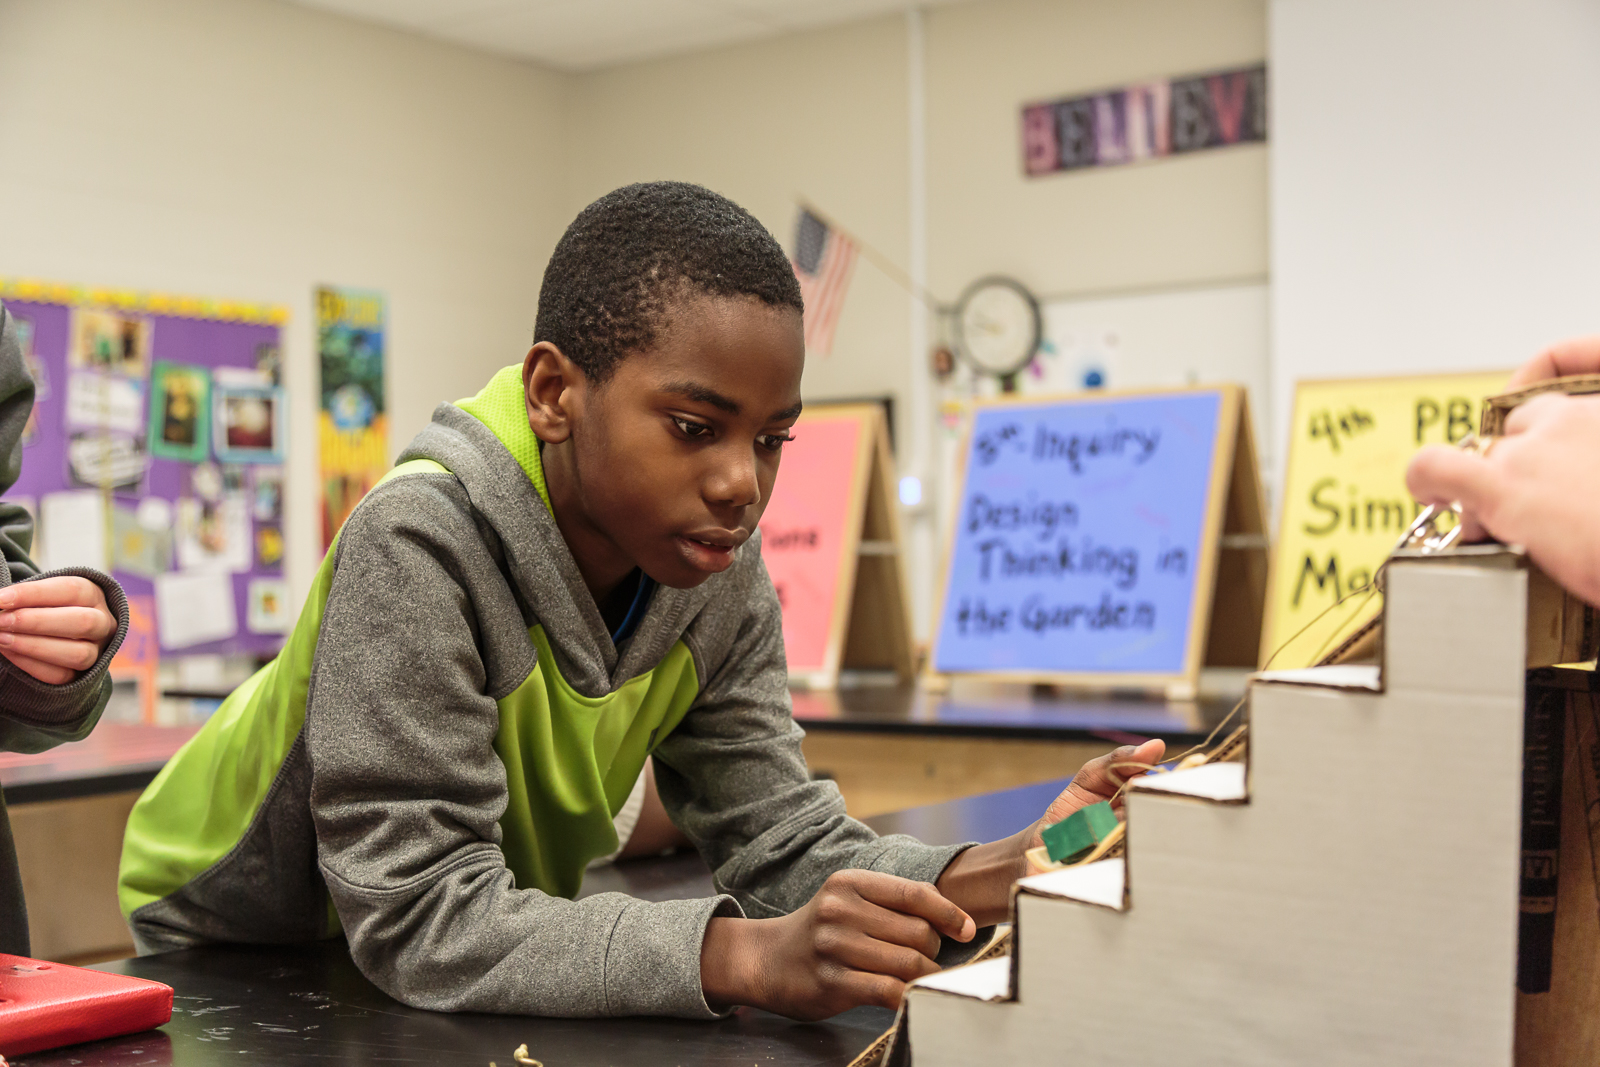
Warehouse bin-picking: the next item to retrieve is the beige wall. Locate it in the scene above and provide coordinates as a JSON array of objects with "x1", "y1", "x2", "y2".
[
  {"x1": 563, "y1": 0, "x2": 1271, "y2": 373},
  {"x1": 564, "y1": 0, "x2": 1269, "y2": 631},
  {"x1": 0, "y1": 0, "x2": 1270, "y2": 617},
  {"x1": 563, "y1": 15, "x2": 915, "y2": 444},
  {"x1": 1271, "y1": 0, "x2": 1600, "y2": 457},
  {"x1": 0, "y1": 0, "x2": 567, "y2": 603},
  {"x1": 926, "y1": 0, "x2": 1268, "y2": 302}
]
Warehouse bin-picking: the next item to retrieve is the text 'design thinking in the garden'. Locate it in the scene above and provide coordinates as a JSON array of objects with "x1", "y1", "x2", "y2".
[{"x1": 935, "y1": 391, "x2": 1221, "y2": 676}]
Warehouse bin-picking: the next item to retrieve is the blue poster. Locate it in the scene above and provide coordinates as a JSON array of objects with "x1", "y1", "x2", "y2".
[{"x1": 934, "y1": 391, "x2": 1223, "y2": 676}]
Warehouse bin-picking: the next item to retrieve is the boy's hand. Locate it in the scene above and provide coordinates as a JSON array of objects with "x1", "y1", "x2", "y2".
[
  {"x1": 700, "y1": 869, "x2": 975, "y2": 1020},
  {"x1": 1024, "y1": 738, "x2": 1166, "y2": 851},
  {"x1": 0, "y1": 576, "x2": 118, "y2": 685},
  {"x1": 935, "y1": 740, "x2": 1167, "y2": 928}
]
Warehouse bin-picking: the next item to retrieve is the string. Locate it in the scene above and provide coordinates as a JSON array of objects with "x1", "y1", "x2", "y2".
[
  {"x1": 1308, "y1": 585, "x2": 1379, "y2": 664},
  {"x1": 1040, "y1": 560, "x2": 1402, "y2": 874},
  {"x1": 1106, "y1": 567, "x2": 1392, "y2": 805},
  {"x1": 1261, "y1": 561, "x2": 1390, "y2": 673}
]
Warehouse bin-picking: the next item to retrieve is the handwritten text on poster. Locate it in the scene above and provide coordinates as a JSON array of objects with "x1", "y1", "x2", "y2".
[{"x1": 935, "y1": 392, "x2": 1221, "y2": 676}]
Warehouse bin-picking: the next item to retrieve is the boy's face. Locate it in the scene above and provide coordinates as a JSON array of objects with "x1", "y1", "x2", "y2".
[{"x1": 531, "y1": 294, "x2": 805, "y2": 594}]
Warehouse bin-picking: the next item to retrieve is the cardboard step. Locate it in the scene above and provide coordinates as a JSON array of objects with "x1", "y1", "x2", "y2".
[
  {"x1": 1254, "y1": 663, "x2": 1382, "y2": 691},
  {"x1": 1129, "y1": 761, "x2": 1247, "y2": 803},
  {"x1": 909, "y1": 956, "x2": 1012, "y2": 1002},
  {"x1": 1017, "y1": 858, "x2": 1126, "y2": 910}
]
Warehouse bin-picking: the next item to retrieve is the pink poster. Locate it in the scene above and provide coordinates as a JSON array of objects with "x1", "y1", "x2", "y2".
[{"x1": 759, "y1": 415, "x2": 862, "y2": 672}]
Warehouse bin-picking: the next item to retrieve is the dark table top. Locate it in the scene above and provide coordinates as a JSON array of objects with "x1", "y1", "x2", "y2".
[
  {"x1": 790, "y1": 679, "x2": 1240, "y2": 746},
  {"x1": 0, "y1": 723, "x2": 199, "y2": 804},
  {"x1": 1, "y1": 681, "x2": 1236, "y2": 804},
  {"x1": 16, "y1": 779, "x2": 1066, "y2": 1067}
]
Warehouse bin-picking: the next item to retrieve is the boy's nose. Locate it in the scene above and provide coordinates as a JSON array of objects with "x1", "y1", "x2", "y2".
[{"x1": 706, "y1": 447, "x2": 761, "y2": 509}]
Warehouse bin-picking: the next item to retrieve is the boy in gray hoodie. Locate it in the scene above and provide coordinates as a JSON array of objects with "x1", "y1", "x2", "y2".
[{"x1": 119, "y1": 182, "x2": 1162, "y2": 1020}]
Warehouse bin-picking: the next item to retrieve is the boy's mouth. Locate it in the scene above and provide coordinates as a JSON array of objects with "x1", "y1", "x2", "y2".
[{"x1": 675, "y1": 530, "x2": 744, "y2": 573}]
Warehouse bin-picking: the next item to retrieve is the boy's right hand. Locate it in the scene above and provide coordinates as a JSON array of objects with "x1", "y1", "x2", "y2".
[{"x1": 700, "y1": 869, "x2": 975, "y2": 1020}]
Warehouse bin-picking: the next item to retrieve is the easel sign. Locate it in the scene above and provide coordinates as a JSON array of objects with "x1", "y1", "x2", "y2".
[
  {"x1": 1263, "y1": 370, "x2": 1508, "y2": 669},
  {"x1": 759, "y1": 402, "x2": 915, "y2": 688},
  {"x1": 928, "y1": 385, "x2": 1266, "y2": 698}
]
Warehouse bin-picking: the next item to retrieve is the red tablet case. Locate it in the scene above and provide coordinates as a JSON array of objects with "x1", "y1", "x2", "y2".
[{"x1": 0, "y1": 954, "x2": 173, "y2": 1057}]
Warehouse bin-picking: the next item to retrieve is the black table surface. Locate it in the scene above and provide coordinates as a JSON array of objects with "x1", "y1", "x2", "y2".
[
  {"x1": 0, "y1": 723, "x2": 200, "y2": 805},
  {"x1": 0, "y1": 683, "x2": 1236, "y2": 804},
  {"x1": 791, "y1": 681, "x2": 1238, "y2": 746},
  {"x1": 15, "y1": 779, "x2": 1068, "y2": 1067}
]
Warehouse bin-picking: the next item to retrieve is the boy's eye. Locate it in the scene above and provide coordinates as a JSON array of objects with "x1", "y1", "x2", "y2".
[
  {"x1": 758, "y1": 432, "x2": 795, "y2": 453},
  {"x1": 672, "y1": 417, "x2": 712, "y2": 439}
]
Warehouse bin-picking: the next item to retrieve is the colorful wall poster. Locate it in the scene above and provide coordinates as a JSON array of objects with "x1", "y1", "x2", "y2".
[
  {"x1": 316, "y1": 286, "x2": 386, "y2": 550},
  {"x1": 1264, "y1": 370, "x2": 1510, "y2": 668},
  {"x1": 0, "y1": 278, "x2": 289, "y2": 660},
  {"x1": 932, "y1": 390, "x2": 1226, "y2": 680}
]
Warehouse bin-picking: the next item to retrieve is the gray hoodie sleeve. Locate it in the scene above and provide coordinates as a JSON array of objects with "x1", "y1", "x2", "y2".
[
  {"x1": 654, "y1": 546, "x2": 974, "y2": 919},
  {"x1": 305, "y1": 475, "x2": 738, "y2": 1019},
  {"x1": 0, "y1": 304, "x2": 128, "y2": 755}
]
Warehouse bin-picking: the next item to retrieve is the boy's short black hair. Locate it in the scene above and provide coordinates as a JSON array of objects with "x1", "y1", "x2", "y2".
[{"x1": 535, "y1": 182, "x2": 804, "y2": 382}]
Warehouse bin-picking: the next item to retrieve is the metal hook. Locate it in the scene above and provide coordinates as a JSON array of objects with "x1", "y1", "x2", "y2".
[{"x1": 1392, "y1": 433, "x2": 1496, "y2": 557}]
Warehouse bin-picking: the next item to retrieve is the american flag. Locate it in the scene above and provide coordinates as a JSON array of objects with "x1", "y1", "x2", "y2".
[{"x1": 791, "y1": 207, "x2": 858, "y2": 356}]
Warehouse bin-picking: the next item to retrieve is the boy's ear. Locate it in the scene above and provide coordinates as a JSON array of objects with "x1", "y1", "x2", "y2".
[{"x1": 522, "y1": 341, "x2": 582, "y2": 444}]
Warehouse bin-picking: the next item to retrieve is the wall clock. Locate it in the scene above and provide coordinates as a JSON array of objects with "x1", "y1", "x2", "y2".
[{"x1": 951, "y1": 275, "x2": 1042, "y2": 379}]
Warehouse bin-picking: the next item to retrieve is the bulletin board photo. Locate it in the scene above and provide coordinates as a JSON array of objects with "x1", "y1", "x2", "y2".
[{"x1": 0, "y1": 279, "x2": 292, "y2": 663}]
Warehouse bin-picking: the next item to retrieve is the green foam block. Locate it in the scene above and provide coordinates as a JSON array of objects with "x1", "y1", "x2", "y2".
[{"x1": 1040, "y1": 800, "x2": 1120, "y2": 864}]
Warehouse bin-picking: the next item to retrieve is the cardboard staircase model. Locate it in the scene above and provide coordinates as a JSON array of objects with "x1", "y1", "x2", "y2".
[{"x1": 896, "y1": 545, "x2": 1600, "y2": 1066}]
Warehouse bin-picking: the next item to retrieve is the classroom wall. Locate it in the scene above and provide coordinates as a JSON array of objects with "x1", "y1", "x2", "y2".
[
  {"x1": 1270, "y1": 0, "x2": 1600, "y2": 464},
  {"x1": 0, "y1": 0, "x2": 1275, "y2": 635},
  {"x1": 562, "y1": 15, "x2": 915, "y2": 442},
  {"x1": 563, "y1": 0, "x2": 1271, "y2": 405},
  {"x1": 567, "y1": 0, "x2": 1270, "y2": 634},
  {"x1": 925, "y1": 0, "x2": 1268, "y2": 303},
  {"x1": 0, "y1": 0, "x2": 568, "y2": 606}
]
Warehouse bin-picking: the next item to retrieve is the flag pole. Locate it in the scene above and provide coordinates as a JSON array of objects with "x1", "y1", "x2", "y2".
[{"x1": 794, "y1": 197, "x2": 947, "y2": 313}]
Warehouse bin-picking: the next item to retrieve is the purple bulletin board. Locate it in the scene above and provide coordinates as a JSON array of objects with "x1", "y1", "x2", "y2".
[{"x1": 0, "y1": 280, "x2": 290, "y2": 659}]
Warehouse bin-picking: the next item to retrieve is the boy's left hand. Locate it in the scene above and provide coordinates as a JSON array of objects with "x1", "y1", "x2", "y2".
[
  {"x1": 0, "y1": 576, "x2": 118, "y2": 685},
  {"x1": 1023, "y1": 738, "x2": 1166, "y2": 852},
  {"x1": 935, "y1": 739, "x2": 1167, "y2": 927}
]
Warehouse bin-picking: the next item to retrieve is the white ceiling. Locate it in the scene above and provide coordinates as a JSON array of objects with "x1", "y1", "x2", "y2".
[{"x1": 287, "y1": 0, "x2": 973, "y2": 72}]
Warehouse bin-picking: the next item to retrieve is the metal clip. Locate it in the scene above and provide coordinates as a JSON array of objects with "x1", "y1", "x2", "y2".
[
  {"x1": 1393, "y1": 433, "x2": 1496, "y2": 556},
  {"x1": 1396, "y1": 503, "x2": 1464, "y2": 554}
]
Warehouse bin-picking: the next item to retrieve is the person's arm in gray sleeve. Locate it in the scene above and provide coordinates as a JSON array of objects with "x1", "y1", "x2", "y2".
[
  {"x1": 306, "y1": 476, "x2": 739, "y2": 1018},
  {"x1": 0, "y1": 305, "x2": 36, "y2": 584},
  {"x1": 0, "y1": 304, "x2": 128, "y2": 755},
  {"x1": 652, "y1": 551, "x2": 973, "y2": 921}
]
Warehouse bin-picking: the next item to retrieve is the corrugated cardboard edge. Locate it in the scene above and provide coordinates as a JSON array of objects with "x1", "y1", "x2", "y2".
[
  {"x1": 1480, "y1": 373, "x2": 1600, "y2": 436},
  {"x1": 855, "y1": 926, "x2": 1016, "y2": 1067},
  {"x1": 1515, "y1": 665, "x2": 1600, "y2": 1066}
]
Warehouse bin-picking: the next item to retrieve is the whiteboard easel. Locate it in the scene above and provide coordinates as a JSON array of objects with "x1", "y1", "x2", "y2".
[{"x1": 925, "y1": 385, "x2": 1267, "y2": 700}]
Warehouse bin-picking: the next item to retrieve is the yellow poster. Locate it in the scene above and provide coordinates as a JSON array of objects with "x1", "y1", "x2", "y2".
[{"x1": 1264, "y1": 370, "x2": 1509, "y2": 668}]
